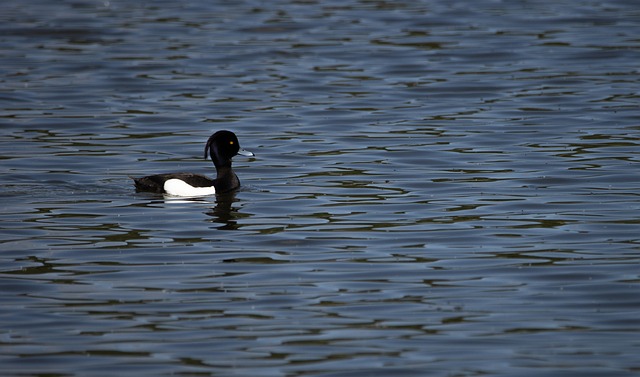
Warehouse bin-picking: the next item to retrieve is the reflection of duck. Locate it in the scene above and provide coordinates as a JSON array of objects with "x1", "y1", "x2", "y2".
[
  {"x1": 206, "y1": 192, "x2": 244, "y2": 230},
  {"x1": 132, "y1": 130, "x2": 253, "y2": 196}
]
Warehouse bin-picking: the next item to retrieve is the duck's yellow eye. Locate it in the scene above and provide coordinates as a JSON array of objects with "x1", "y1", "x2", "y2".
[{"x1": 229, "y1": 141, "x2": 234, "y2": 145}]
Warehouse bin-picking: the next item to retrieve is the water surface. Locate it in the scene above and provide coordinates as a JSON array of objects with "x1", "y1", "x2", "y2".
[{"x1": 1, "y1": 0, "x2": 640, "y2": 376}]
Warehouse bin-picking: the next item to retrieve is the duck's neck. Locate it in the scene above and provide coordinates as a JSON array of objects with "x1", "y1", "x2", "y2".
[{"x1": 215, "y1": 165, "x2": 240, "y2": 193}]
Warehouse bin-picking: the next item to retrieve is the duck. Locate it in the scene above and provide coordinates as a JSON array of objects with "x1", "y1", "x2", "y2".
[{"x1": 132, "y1": 130, "x2": 253, "y2": 196}]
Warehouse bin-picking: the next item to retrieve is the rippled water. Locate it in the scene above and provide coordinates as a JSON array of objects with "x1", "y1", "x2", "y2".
[{"x1": 2, "y1": 0, "x2": 640, "y2": 376}]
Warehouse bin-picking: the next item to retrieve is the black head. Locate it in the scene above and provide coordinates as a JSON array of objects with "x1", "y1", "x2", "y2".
[{"x1": 204, "y1": 130, "x2": 242, "y2": 168}]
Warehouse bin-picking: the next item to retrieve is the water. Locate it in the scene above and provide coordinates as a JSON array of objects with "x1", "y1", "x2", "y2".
[{"x1": 1, "y1": 0, "x2": 639, "y2": 376}]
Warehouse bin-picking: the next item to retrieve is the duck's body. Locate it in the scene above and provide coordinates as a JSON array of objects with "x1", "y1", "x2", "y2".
[{"x1": 132, "y1": 130, "x2": 252, "y2": 196}]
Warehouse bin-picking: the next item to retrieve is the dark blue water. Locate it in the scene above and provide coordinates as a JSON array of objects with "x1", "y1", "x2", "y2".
[{"x1": 1, "y1": 0, "x2": 640, "y2": 376}]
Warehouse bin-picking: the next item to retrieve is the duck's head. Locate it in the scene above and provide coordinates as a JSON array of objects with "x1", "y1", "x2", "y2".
[{"x1": 204, "y1": 130, "x2": 253, "y2": 167}]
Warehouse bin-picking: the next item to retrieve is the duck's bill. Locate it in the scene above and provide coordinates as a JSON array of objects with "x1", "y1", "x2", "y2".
[{"x1": 237, "y1": 149, "x2": 254, "y2": 157}]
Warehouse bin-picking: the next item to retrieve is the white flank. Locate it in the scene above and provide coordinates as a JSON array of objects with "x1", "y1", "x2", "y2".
[{"x1": 164, "y1": 179, "x2": 216, "y2": 197}]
